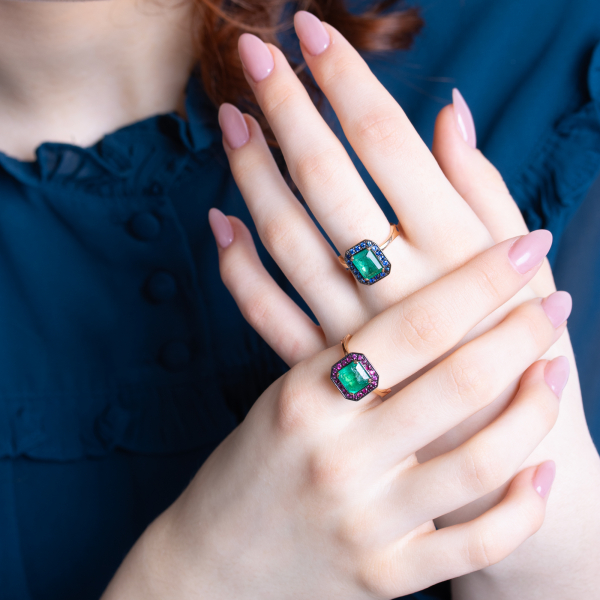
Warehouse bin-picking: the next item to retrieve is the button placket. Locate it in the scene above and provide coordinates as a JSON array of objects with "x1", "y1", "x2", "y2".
[
  {"x1": 128, "y1": 211, "x2": 161, "y2": 241},
  {"x1": 144, "y1": 270, "x2": 177, "y2": 303},
  {"x1": 127, "y1": 207, "x2": 192, "y2": 371}
]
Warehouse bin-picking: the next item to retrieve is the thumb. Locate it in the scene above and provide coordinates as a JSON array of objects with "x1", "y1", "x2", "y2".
[
  {"x1": 432, "y1": 89, "x2": 530, "y2": 242},
  {"x1": 432, "y1": 90, "x2": 556, "y2": 295}
]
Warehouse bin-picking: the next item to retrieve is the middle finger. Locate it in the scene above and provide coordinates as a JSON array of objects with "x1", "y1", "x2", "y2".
[
  {"x1": 293, "y1": 11, "x2": 483, "y2": 246},
  {"x1": 237, "y1": 32, "x2": 397, "y2": 256}
]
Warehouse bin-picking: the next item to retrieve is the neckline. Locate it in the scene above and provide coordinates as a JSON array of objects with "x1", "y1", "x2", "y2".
[{"x1": 0, "y1": 71, "x2": 220, "y2": 186}]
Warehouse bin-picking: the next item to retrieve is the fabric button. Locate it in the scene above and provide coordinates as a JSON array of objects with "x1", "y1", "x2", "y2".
[
  {"x1": 144, "y1": 271, "x2": 177, "y2": 303},
  {"x1": 149, "y1": 182, "x2": 163, "y2": 196},
  {"x1": 159, "y1": 341, "x2": 191, "y2": 371},
  {"x1": 128, "y1": 211, "x2": 161, "y2": 241}
]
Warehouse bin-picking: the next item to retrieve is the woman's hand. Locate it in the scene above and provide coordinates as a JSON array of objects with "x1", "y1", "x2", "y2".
[
  {"x1": 102, "y1": 238, "x2": 564, "y2": 600},
  {"x1": 212, "y1": 12, "x2": 553, "y2": 366},
  {"x1": 209, "y1": 12, "x2": 600, "y2": 598}
]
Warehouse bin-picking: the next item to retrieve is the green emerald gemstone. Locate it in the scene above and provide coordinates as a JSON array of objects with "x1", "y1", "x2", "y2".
[
  {"x1": 352, "y1": 248, "x2": 383, "y2": 279},
  {"x1": 338, "y1": 361, "x2": 371, "y2": 394}
]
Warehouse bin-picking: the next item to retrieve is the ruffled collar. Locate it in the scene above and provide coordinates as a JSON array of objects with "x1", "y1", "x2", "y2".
[{"x1": 0, "y1": 71, "x2": 220, "y2": 188}]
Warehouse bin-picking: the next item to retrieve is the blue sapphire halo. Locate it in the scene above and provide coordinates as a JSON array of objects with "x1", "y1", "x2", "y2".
[{"x1": 337, "y1": 224, "x2": 399, "y2": 286}]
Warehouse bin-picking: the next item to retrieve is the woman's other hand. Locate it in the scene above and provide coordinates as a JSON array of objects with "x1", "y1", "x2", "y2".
[
  {"x1": 212, "y1": 12, "x2": 600, "y2": 597},
  {"x1": 103, "y1": 237, "x2": 564, "y2": 600}
]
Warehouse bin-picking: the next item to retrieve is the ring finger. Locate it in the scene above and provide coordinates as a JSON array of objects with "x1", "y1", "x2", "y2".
[{"x1": 218, "y1": 104, "x2": 356, "y2": 322}]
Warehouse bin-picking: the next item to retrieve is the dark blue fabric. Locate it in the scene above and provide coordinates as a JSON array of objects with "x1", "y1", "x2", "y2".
[{"x1": 0, "y1": 0, "x2": 598, "y2": 597}]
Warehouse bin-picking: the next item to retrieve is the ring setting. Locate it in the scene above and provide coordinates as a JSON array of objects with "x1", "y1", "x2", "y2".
[
  {"x1": 330, "y1": 335, "x2": 391, "y2": 400},
  {"x1": 338, "y1": 224, "x2": 399, "y2": 285}
]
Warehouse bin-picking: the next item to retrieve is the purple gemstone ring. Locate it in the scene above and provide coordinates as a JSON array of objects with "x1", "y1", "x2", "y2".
[
  {"x1": 330, "y1": 334, "x2": 391, "y2": 401},
  {"x1": 337, "y1": 223, "x2": 399, "y2": 286}
]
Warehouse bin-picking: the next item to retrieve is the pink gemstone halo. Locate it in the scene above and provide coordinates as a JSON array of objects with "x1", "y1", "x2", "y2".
[{"x1": 330, "y1": 353, "x2": 380, "y2": 401}]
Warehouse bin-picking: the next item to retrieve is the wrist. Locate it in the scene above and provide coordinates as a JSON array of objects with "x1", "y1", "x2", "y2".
[{"x1": 100, "y1": 506, "x2": 197, "y2": 600}]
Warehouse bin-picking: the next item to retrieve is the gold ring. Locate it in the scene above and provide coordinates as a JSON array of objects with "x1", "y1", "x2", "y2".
[
  {"x1": 330, "y1": 334, "x2": 391, "y2": 400},
  {"x1": 338, "y1": 224, "x2": 400, "y2": 285}
]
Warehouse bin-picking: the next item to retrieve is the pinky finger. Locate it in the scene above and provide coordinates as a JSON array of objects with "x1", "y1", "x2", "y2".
[
  {"x1": 210, "y1": 209, "x2": 326, "y2": 366},
  {"x1": 387, "y1": 461, "x2": 555, "y2": 597}
]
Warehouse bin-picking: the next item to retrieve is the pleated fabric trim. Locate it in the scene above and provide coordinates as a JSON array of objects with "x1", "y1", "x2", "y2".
[
  {"x1": 0, "y1": 71, "x2": 220, "y2": 190},
  {"x1": 511, "y1": 40, "x2": 600, "y2": 263}
]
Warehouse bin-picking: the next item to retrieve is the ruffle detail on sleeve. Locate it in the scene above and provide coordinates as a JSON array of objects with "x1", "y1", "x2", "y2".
[{"x1": 510, "y1": 40, "x2": 600, "y2": 262}]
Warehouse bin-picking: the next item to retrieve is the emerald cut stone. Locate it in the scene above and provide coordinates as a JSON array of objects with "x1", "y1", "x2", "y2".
[
  {"x1": 338, "y1": 361, "x2": 371, "y2": 394},
  {"x1": 352, "y1": 248, "x2": 383, "y2": 279},
  {"x1": 331, "y1": 352, "x2": 379, "y2": 399}
]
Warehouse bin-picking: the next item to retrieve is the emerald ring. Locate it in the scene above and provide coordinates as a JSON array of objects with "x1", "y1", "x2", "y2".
[
  {"x1": 338, "y1": 223, "x2": 400, "y2": 285},
  {"x1": 330, "y1": 335, "x2": 391, "y2": 401}
]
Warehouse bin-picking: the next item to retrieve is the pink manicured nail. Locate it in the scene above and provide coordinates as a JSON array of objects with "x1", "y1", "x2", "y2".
[
  {"x1": 508, "y1": 230, "x2": 553, "y2": 274},
  {"x1": 218, "y1": 103, "x2": 249, "y2": 149},
  {"x1": 238, "y1": 33, "x2": 274, "y2": 82},
  {"x1": 532, "y1": 460, "x2": 556, "y2": 498},
  {"x1": 542, "y1": 291, "x2": 573, "y2": 328},
  {"x1": 294, "y1": 11, "x2": 330, "y2": 56},
  {"x1": 544, "y1": 356, "x2": 570, "y2": 399},
  {"x1": 452, "y1": 88, "x2": 477, "y2": 149},
  {"x1": 208, "y1": 208, "x2": 234, "y2": 249}
]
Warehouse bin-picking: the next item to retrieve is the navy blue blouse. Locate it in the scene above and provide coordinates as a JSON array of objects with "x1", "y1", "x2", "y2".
[{"x1": 0, "y1": 0, "x2": 599, "y2": 598}]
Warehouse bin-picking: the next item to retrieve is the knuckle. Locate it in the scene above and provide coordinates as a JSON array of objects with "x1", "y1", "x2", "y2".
[
  {"x1": 306, "y1": 454, "x2": 344, "y2": 489},
  {"x1": 336, "y1": 506, "x2": 371, "y2": 548},
  {"x1": 283, "y1": 326, "x2": 324, "y2": 366},
  {"x1": 293, "y1": 146, "x2": 343, "y2": 190},
  {"x1": 242, "y1": 285, "x2": 275, "y2": 333},
  {"x1": 457, "y1": 444, "x2": 499, "y2": 497},
  {"x1": 261, "y1": 211, "x2": 297, "y2": 254},
  {"x1": 525, "y1": 502, "x2": 546, "y2": 535},
  {"x1": 261, "y1": 82, "x2": 297, "y2": 119},
  {"x1": 514, "y1": 498, "x2": 546, "y2": 538},
  {"x1": 358, "y1": 552, "x2": 400, "y2": 598},
  {"x1": 465, "y1": 527, "x2": 502, "y2": 569},
  {"x1": 471, "y1": 255, "x2": 504, "y2": 303},
  {"x1": 219, "y1": 253, "x2": 242, "y2": 292},
  {"x1": 527, "y1": 385, "x2": 559, "y2": 431},
  {"x1": 477, "y1": 159, "x2": 510, "y2": 194},
  {"x1": 229, "y1": 145, "x2": 266, "y2": 181},
  {"x1": 514, "y1": 305, "x2": 548, "y2": 349},
  {"x1": 319, "y1": 54, "x2": 358, "y2": 89},
  {"x1": 354, "y1": 107, "x2": 409, "y2": 157},
  {"x1": 397, "y1": 300, "x2": 452, "y2": 353},
  {"x1": 444, "y1": 357, "x2": 487, "y2": 409},
  {"x1": 275, "y1": 374, "x2": 312, "y2": 434}
]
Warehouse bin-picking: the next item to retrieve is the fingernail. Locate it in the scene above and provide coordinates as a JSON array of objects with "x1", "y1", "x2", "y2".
[
  {"x1": 452, "y1": 88, "x2": 477, "y2": 149},
  {"x1": 294, "y1": 11, "x2": 330, "y2": 56},
  {"x1": 208, "y1": 208, "x2": 234, "y2": 249},
  {"x1": 238, "y1": 33, "x2": 274, "y2": 83},
  {"x1": 542, "y1": 291, "x2": 573, "y2": 328},
  {"x1": 544, "y1": 356, "x2": 570, "y2": 399},
  {"x1": 532, "y1": 460, "x2": 556, "y2": 498},
  {"x1": 218, "y1": 103, "x2": 249, "y2": 149},
  {"x1": 508, "y1": 229, "x2": 553, "y2": 274}
]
